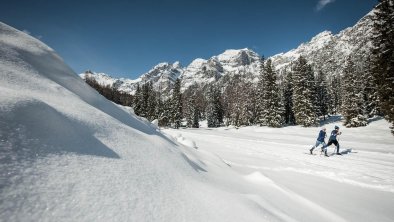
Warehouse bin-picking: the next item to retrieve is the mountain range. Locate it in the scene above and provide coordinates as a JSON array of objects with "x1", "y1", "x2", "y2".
[{"x1": 80, "y1": 9, "x2": 375, "y2": 95}]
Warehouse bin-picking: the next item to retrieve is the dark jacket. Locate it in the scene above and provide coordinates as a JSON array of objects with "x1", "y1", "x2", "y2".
[
  {"x1": 317, "y1": 130, "x2": 326, "y2": 142},
  {"x1": 329, "y1": 130, "x2": 339, "y2": 141}
]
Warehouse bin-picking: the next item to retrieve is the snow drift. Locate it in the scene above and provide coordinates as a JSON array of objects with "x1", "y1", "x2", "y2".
[{"x1": 0, "y1": 22, "x2": 264, "y2": 221}]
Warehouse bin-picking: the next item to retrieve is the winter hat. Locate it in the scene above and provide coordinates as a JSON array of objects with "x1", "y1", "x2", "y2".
[{"x1": 335, "y1": 126, "x2": 339, "y2": 129}]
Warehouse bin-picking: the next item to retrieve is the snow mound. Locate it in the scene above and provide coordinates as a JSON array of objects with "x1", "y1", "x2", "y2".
[
  {"x1": 0, "y1": 22, "x2": 265, "y2": 222},
  {"x1": 244, "y1": 171, "x2": 275, "y2": 185},
  {"x1": 173, "y1": 133, "x2": 198, "y2": 149}
]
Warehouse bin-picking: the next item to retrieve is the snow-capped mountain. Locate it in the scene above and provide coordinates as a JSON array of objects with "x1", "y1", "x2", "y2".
[
  {"x1": 270, "y1": 10, "x2": 374, "y2": 76},
  {"x1": 82, "y1": 9, "x2": 375, "y2": 94},
  {"x1": 81, "y1": 48, "x2": 261, "y2": 94},
  {"x1": 181, "y1": 48, "x2": 261, "y2": 90},
  {"x1": 80, "y1": 61, "x2": 183, "y2": 94}
]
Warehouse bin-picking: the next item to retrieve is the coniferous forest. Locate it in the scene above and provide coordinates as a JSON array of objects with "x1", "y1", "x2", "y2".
[{"x1": 84, "y1": 0, "x2": 393, "y2": 134}]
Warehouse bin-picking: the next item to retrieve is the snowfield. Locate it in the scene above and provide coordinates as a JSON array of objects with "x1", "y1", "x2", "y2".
[
  {"x1": 1, "y1": 22, "x2": 394, "y2": 222},
  {"x1": 164, "y1": 119, "x2": 394, "y2": 222}
]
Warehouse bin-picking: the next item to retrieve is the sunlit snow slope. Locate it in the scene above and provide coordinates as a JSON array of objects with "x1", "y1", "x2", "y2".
[{"x1": 0, "y1": 22, "x2": 266, "y2": 222}]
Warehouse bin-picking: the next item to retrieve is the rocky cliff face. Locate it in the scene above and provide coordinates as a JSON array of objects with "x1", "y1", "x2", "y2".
[{"x1": 81, "y1": 9, "x2": 375, "y2": 94}]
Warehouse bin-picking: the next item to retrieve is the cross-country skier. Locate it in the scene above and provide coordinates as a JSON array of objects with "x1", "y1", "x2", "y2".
[
  {"x1": 322, "y1": 126, "x2": 342, "y2": 155},
  {"x1": 310, "y1": 127, "x2": 327, "y2": 156}
]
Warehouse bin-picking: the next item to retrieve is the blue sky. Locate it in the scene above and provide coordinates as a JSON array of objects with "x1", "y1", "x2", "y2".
[{"x1": 1, "y1": 0, "x2": 377, "y2": 79}]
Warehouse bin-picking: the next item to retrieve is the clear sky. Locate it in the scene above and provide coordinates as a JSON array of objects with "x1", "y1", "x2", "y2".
[{"x1": 0, "y1": 0, "x2": 377, "y2": 79}]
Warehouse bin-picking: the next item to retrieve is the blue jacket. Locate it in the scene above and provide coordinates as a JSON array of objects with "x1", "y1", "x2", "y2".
[
  {"x1": 317, "y1": 130, "x2": 326, "y2": 142},
  {"x1": 329, "y1": 130, "x2": 339, "y2": 141}
]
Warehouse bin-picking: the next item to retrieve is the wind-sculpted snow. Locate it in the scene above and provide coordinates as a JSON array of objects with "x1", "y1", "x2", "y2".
[{"x1": 0, "y1": 22, "x2": 268, "y2": 221}]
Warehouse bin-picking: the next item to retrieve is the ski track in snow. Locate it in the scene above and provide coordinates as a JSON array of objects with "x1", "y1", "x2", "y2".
[
  {"x1": 164, "y1": 122, "x2": 394, "y2": 221},
  {"x1": 165, "y1": 127, "x2": 394, "y2": 193}
]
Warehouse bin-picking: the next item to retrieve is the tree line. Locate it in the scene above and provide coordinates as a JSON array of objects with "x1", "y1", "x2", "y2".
[{"x1": 83, "y1": 0, "x2": 393, "y2": 134}]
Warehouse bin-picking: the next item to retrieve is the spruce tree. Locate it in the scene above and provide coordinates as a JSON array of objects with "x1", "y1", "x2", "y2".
[
  {"x1": 341, "y1": 57, "x2": 368, "y2": 127},
  {"x1": 159, "y1": 98, "x2": 171, "y2": 127},
  {"x1": 246, "y1": 83, "x2": 259, "y2": 125},
  {"x1": 133, "y1": 84, "x2": 143, "y2": 116},
  {"x1": 362, "y1": 55, "x2": 379, "y2": 117},
  {"x1": 306, "y1": 65, "x2": 319, "y2": 117},
  {"x1": 292, "y1": 56, "x2": 318, "y2": 127},
  {"x1": 171, "y1": 79, "x2": 182, "y2": 129},
  {"x1": 316, "y1": 70, "x2": 329, "y2": 120},
  {"x1": 371, "y1": 0, "x2": 394, "y2": 134},
  {"x1": 261, "y1": 59, "x2": 284, "y2": 127},
  {"x1": 185, "y1": 94, "x2": 199, "y2": 128},
  {"x1": 147, "y1": 82, "x2": 157, "y2": 121},
  {"x1": 283, "y1": 70, "x2": 295, "y2": 125},
  {"x1": 256, "y1": 57, "x2": 265, "y2": 125},
  {"x1": 328, "y1": 74, "x2": 342, "y2": 114},
  {"x1": 223, "y1": 77, "x2": 242, "y2": 127},
  {"x1": 206, "y1": 85, "x2": 224, "y2": 127}
]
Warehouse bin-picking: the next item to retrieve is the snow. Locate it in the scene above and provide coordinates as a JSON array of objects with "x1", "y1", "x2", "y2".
[
  {"x1": 0, "y1": 22, "x2": 262, "y2": 222},
  {"x1": 186, "y1": 58, "x2": 207, "y2": 70},
  {"x1": 171, "y1": 133, "x2": 197, "y2": 149},
  {"x1": 163, "y1": 118, "x2": 394, "y2": 222},
  {"x1": 1, "y1": 21, "x2": 394, "y2": 222},
  {"x1": 217, "y1": 48, "x2": 249, "y2": 61}
]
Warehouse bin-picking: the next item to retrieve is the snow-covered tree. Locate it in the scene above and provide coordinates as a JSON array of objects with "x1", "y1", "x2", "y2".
[
  {"x1": 361, "y1": 55, "x2": 379, "y2": 117},
  {"x1": 206, "y1": 85, "x2": 224, "y2": 128},
  {"x1": 315, "y1": 70, "x2": 330, "y2": 120},
  {"x1": 185, "y1": 93, "x2": 200, "y2": 128},
  {"x1": 256, "y1": 56, "x2": 265, "y2": 125},
  {"x1": 171, "y1": 79, "x2": 182, "y2": 129},
  {"x1": 371, "y1": 0, "x2": 394, "y2": 134},
  {"x1": 260, "y1": 59, "x2": 284, "y2": 127},
  {"x1": 133, "y1": 84, "x2": 143, "y2": 116},
  {"x1": 328, "y1": 74, "x2": 342, "y2": 114},
  {"x1": 245, "y1": 82, "x2": 260, "y2": 125},
  {"x1": 341, "y1": 57, "x2": 368, "y2": 127},
  {"x1": 223, "y1": 76, "x2": 242, "y2": 127},
  {"x1": 292, "y1": 56, "x2": 318, "y2": 127},
  {"x1": 146, "y1": 82, "x2": 157, "y2": 121},
  {"x1": 283, "y1": 70, "x2": 295, "y2": 125}
]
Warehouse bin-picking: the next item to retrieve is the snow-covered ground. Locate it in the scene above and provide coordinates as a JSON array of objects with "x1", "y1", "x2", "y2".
[
  {"x1": 163, "y1": 119, "x2": 394, "y2": 222},
  {"x1": 1, "y1": 21, "x2": 394, "y2": 222}
]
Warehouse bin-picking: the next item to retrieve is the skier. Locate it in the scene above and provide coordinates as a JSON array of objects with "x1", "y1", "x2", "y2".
[
  {"x1": 309, "y1": 127, "x2": 327, "y2": 156},
  {"x1": 322, "y1": 126, "x2": 342, "y2": 155}
]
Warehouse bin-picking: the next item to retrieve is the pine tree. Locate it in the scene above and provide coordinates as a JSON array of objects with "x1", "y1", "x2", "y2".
[
  {"x1": 362, "y1": 55, "x2": 379, "y2": 117},
  {"x1": 261, "y1": 59, "x2": 284, "y2": 127},
  {"x1": 371, "y1": 0, "x2": 394, "y2": 134},
  {"x1": 283, "y1": 70, "x2": 295, "y2": 125},
  {"x1": 206, "y1": 85, "x2": 224, "y2": 127},
  {"x1": 315, "y1": 70, "x2": 329, "y2": 120},
  {"x1": 147, "y1": 82, "x2": 157, "y2": 121},
  {"x1": 256, "y1": 57, "x2": 265, "y2": 125},
  {"x1": 171, "y1": 79, "x2": 182, "y2": 129},
  {"x1": 292, "y1": 56, "x2": 318, "y2": 127},
  {"x1": 185, "y1": 94, "x2": 200, "y2": 128},
  {"x1": 306, "y1": 65, "x2": 319, "y2": 118},
  {"x1": 341, "y1": 57, "x2": 368, "y2": 127},
  {"x1": 158, "y1": 98, "x2": 171, "y2": 127},
  {"x1": 223, "y1": 77, "x2": 242, "y2": 127},
  {"x1": 328, "y1": 74, "x2": 342, "y2": 114},
  {"x1": 133, "y1": 84, "x2": 143, "y2": 116},
  {"x1": 245, "y1": 83, "x2": 259, "y2": 125}
]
